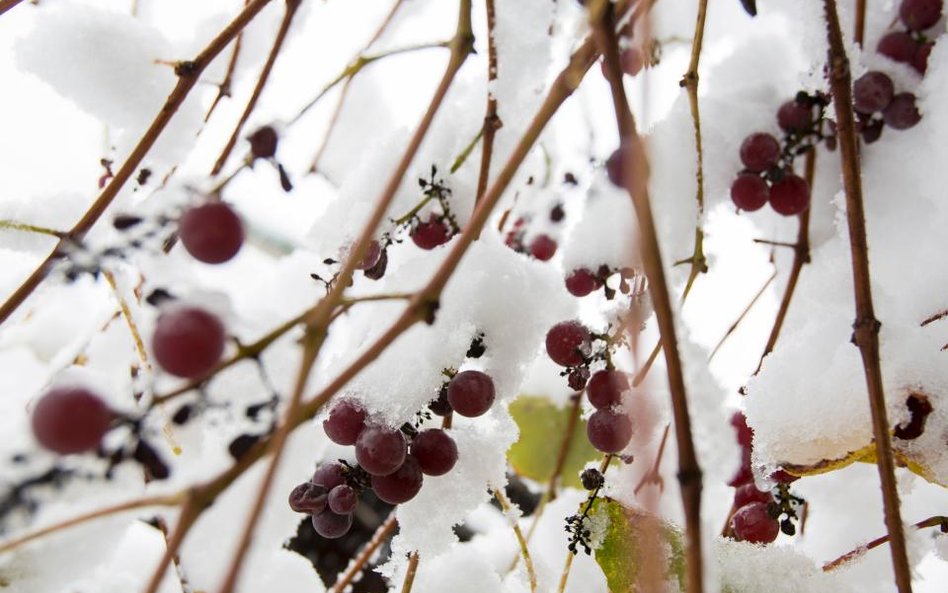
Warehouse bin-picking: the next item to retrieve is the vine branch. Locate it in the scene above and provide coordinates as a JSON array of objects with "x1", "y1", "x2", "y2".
[{"x1": 823, "y1": 515, "x2": 947, "y2": 571}]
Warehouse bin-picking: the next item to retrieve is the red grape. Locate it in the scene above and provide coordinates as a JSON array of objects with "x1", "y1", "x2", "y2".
[
  {"x1": 586, "y1": 369, "x2": 630, "y2": 409},
  {"x1": 446, "y1": 370, "x2": 496, "y2": 417},
  {"x1": 768, "y1": 174, "x2": 810, "y2": 216},
  {"x1": 877, "y1": 31, "x2": 918, "y2": 64},
  {"x1": 152, "y1": 306, "x2": 226, "y2": 379},
  {"x1": 411, "y1": 213, "x2": 452, "y2": 250},
  {"x1": 734, "y1": 484, "x2": 772, "y2": 508},
  {"x1": 31, "y1": 386, "x2": 113, "y2": 454},
  {"x1": 852, "y1": 71, "x2": 894, "y2": 114},
  {"x1": 899, "y1": 0, "x2": 943, "y2": 31},
  {"x1": 323, "y1": 399, "x2": 367, "y2": 446},
  {"x1": 883, "y1": 93, "x2": 922, "y2": 130},
  {"x1": 732, "y1": 502, "x2": 779, "y2": 544},
  {"x1": 288, "y1": 482, "x2": 327, "y2": 514},
  {"x1": 529, "y1": 234, "x2": 557, "y2": 261},
  {"x1": 328, "y1": 484, "x2": 358, "y2": 514},
  {"x1": 739, "y1": 133, "x2": 781, "y2": 173},
  {"x1": 311, "y1": 509, "x2": 353, "y2": 538},
  {"x1": 355, "y1": 240, "x2": 382, "y2": 271},
  {"x1": 371, "y1": 455, "x2": 423, "y2": 504},
  {"x1": 312, "y1": 462, "x2": 347, "y2": 490},
  {"x1": 355, "y1": 424, "x2": 408, "y2": 476},
  {"x1": 565, "y1": 268, "x2": 600, "y2": 297},
  {"x1": 177, "y1": 202, "x2": 244, "y2": 264},
  {"x1": 728, "y1": 448, "x2": 754, "y2": 488},
  {"x1": 247, "y1": 126, "x2": 278, "y2": 159},
  {"x1": 586, "y1": 407, "x2": 633, "y2": 453},
  {"x1": 410, "y1": 429, "x2": 458, "y2": 476},
  {"x1": 776, "y1": 101, "x2": 812, "y2": 133},
  {"x1": 730, "y1": 174, "x2": 770, "y2": 212},
  {"x1": 545, "y1": 320, "x2": 592, "y2": 367}
]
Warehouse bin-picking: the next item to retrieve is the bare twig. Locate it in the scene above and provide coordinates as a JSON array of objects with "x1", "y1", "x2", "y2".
[
  {"x1": 211, "y1": 0, "x2": 302, "y2": 175},
  {"x1": 400, "y1": 552, "x2": 420, "y2": 593},
  {"x1": 0, "y1": 0, "x2": 25, "y2": 17},
  {"x1": 589, "y1": 3, "x2": 703, "y2": 592},
  {"x1": 854, "y1": 0, "x2": 867, "y2": 46},
  {"x1": 204, "y1": 0, "x2": 251, "y2": 122},
  {"x1": 330, "y1": 511, "x2": 397, "y2": 593},
  {"x1": 709, "y1": 270, "x2": 777, "y2": 361},
  {"x1": 494, "y1": 488, "x2": 537, "y2": 593},
  {"x1": 921, "y1": 309, "x2": 947, "y2": 326},
  {"x1": 0, "y1": 0, "x2": 277, "y2": 328},
  {"x1": 823, "y1": 1, "x2": 912, "y2": 591},
  {"x1": 0, "y1": 220, "x2": 66, "y2": 238},
  {"x1": 823, "y1": 515, "x2": 947, "y2": 571},
  {"x1": 476, "y1": 0, "x2": 501, "y2": 204},
  {"x1": 634, "y1": 424, "x2": 671, "y2": 495},
  {"x1": 547, "y1": 393, "x2": 583, "y2": 499},
  {"x1": 141, "y1": 495, "x2": 202, "y2": 593}
]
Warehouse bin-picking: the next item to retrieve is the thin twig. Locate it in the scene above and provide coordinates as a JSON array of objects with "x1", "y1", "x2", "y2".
[
  {"x1": 204, "y1": 0, "x2": 251, "y2": 122},
  {"x1": 590, "y1": 3, "x2": 703, "y2": 593},
  {"x1": 0, "y1": 0, "x2": 277, "y2": 328},
  {"x1": 211, "y1": 0, "x2": 302, "y2": 175},
  {"x1": 754, "y1": 149, "x2": 814, "y2": 373},
  {"x1": 475, "y1": 0, "x2": 501, "y2": 204},
  {"x1": 141, "y1": 495, "x2": 202, "y2": 593},
  {"x1": 494, "y1": 489, "x2": 537, "y2": 593},
  {"x1": 0, "y1": 493, "x2": 182, "y2": 554},
  {"x1": 330, "y1": 511, "x2": 398, "y2": 593},
  {"x1": 557, "y1": 552, "x2": 575, "y2": 593},
  {"x1": 920, "y1": 309, "x2": 947, "y2": 326},
  {"x1": 823, "y1": 515, "x2": 947, "y2": 571},
  {"x1": 0, "y1": 0, "x2": 25, "y2": 17},
  {"x1": 708, "y1": 270, "x2": 777, "y2": 361},
  {"x1": 823, "y1": 1, "x2": 912, "y2": 591},
  {"x1": 634, "y1": 424, "x2": 671, "y2": 495},
  {"x1": 0, "y1": 220, "x2": 66, "y2": 238},
  {"x1": 547, "y1": 393, "x2": 583, "y2": 500},
  {"x1": 400, "y1": 552, "x2": 420, "y2": 593},
  {"x1": 854, "y1": 0, "x2": 867, "y2": 46},
  {"x1": 102, "y1": 269, "x2": 150, "y2": 370}
]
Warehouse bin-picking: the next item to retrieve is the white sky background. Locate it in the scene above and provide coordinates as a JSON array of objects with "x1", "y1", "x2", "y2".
[{"x1": 0, "y1": 0, "x2": 946, "y2": 591}]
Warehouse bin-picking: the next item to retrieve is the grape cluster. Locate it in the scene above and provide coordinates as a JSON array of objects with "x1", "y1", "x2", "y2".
[
  {"x1": 730, "y1": 125, "x2": 815, "y2": 216},
  {"x1": 878, "y1": 0, "x2": 942, "y2": 75},
  {"x1": 564, "y1": 265, "x2": 637, "y2": 299},
  {"x1": 293, "y1": 369, "x2": 496, "y2": 538}
]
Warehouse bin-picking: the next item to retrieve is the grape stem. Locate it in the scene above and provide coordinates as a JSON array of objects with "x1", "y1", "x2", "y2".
[
  {"x1": 493, "y1": 488, "x2": 537, "y2": 593},
  {"x1": 0, "y1": 0, "x2": 277, "y2": 328},
  {"x1": 204, "y1": 0, "x2": 251, "y2": 123},
  {"x1": 211, "y1": 0, "x2": 302, "y2": 176},
  {"x1": 854, "y1": 0, "x2": 867, "y2": 46},
  {"x1": 476, "y1": 0, "x2": 501, "y2": 207},
  {"x1": 823, "y1": 515, "x2": 948, "y2": 572},
  {"x1": 0, "y1": 0, "x2": 25, "y2": 17},
  {"x1": 0, "y1": 219, "x2": 66, "y2": 238},
  {"x1": 634, "y1": 423, "x2": 670, "y2": 495},
  {"x1": 330, "y1": 511, "x2": 398, "y2": 593},
  {"x1": 708, "y1": 270, "x2": 777, "y2": 361},
  {"x1": 590, "y1": 3, "x2": 704, "y2": 593},
  {"x1": 920, "y1": 309, "x2": 948, "y2": 326},
  {"x1": 400, "y1": 552, "x2": 420, "y2": 593},
  {"x1": 823, "y1": 1, "x2": 912, "y2": 591}
]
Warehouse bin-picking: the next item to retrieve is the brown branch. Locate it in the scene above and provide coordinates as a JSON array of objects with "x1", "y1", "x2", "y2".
[
  {"x1": 823, "y1": 1, "x2": 912, "y2": 591},
  {"x1": 921, "y1": 309, "x2": 947, "y2": 326},
  {"x1": 854, "y1": 0, "x2": 867, "y2": 46},
  {"x1": 0, "y1": 0, "x2": 276, "y2": 328},
  {"x1": 0, "y1": 0, "x2": 25, "y2": 17},
  {"x1": 400, "y1": 552, "x2": 420, "y2": 593},
  {"x1": 493, "y1": 489, "x2": 537, "y2": 593},
  {"x1": 709, "y1": 270, "x2": 777, "y2": 361},
  {"x1": 330, "y1": 511, "x2": 398, "y2": 593},
  {"x1": 823, "y1": 515, "x2": 947, "y2": 571},
  {"x1": 754, "y1": 149, "x2": 814, "y2": 373},
  {"x1": 211, "y1": 0, "x2": 302, "y2": 176},
  {"x1": 204, "y1": 0, "x2": 251, "y2": 123},
  {"x1": 589, "y1": 4, "x2": 703, "y2": 593},
  {"x1": 475, "y1": 0, "x2": 501, "y2": 204}
]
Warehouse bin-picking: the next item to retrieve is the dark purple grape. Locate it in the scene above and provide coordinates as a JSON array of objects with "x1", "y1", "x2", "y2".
[
  {"x1": 859, "y1": 118, "x2": 884, "y2": 144},
  {"x1": 363, "y1": 247, "x2": 388, "y2": 280},
  {"x1": 545, "y1": 320, "x2": 592, "y2": 367},
  {"x1": 323, "y1": 399, "x2": 367, "y2": 446},
  {"x1": 852, "y1": 71, "x2": 894, "y2": 114},
  {"x1": 882, "y1": 93, "x2": 921, "y2": 129},
  {"x1": 565, "y1": 268, "x2": 600, "y2": 297},
  {"x1": 446, "y1": 370, "x2": 496, "y2": 417},
  {"x1": 152, "y1": 306, "x2": 226, "y2": 379},
  {"x1": 768, "y1": 174, "x2": 810, "y2": 216},
  {"x1": 311, "y1": 509, "x2": 353, "y2": 538},
  {"x1": 411, "y1": 213, "x2": 452, "y2": 250},
  {"x1": 586, "y1": 407, "x2": 633, "y2": 453},
  {"x1": 733, "y1": 484, "x2": 771, "y2": 509},
  {"x1": 178, "y1": 202, "x2": 244, "y2": 264},
  {"x1": 914, "y1": 41, "x2": 935, "y2": 74},
  {"x1": 31, "y1": 386, "x2": 113, "y2": 454},
  {"x1": 730, "y1": 174, "x2": 770, "y2": 212},
  {"x1": 410, "y1": 429, "x2": 458, "y2": 476},
  {"x1": 877, "y1": 31, "x2": 919, "y2": 64},
  {"x1": 328, "y1": 485, "x2": 358, "y2": 514},
  {"x1": 529, "y1": 234, "x2": 557, "y2": 261},
  {"x1": 739, "y1": 133, "x2": 781, "y2": 173},
  {"x1": 355, "y1": 425, "x2": 408, "y2": 476},
  {"x1": 899, "y1": 0, "x2": 943, "y2": 31},
  {"x1": 311, "y1": 462, "x2": 347, "y2": 490},
  {"x1": 371, "y1": 455, "x2": 423, "y2": 504},
  {"x1": 776, "y1": 101, "x2": 812, "y2": 133},
  {"x1": 586, "y1": 369, "x2": 630, "y2": 409},
  {"x1": 567, "y1": 367, "x2": 591, "y2": 391},
  {"x1": 428, "y1": 386, "x2": 453, "y2": 416},
  {"x1": 288, "y1": 482, "x2": 327, "y2": 514},
  {"x1": 354, "y1": 240, "x2": 382, "y2": 271},
  {"x1": 728, "y1": 448, "x2": 754, "y2": 488},
  {"x1": 248, "y1": 126, "x2": 278, "y2": 159},
  {"x1": 732, "y1": 502, "x2": 779, "y2": 544}
]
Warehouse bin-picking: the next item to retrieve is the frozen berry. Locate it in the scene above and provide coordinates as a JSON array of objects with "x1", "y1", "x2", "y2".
[{"x1": 31, "y1": 386, "x2": 113, "y2": 454}]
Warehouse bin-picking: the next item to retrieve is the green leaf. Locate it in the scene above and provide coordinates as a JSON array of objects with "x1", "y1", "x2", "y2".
[
  {"x1": 507, "y1": 396, "x2": 599, "y2": 490},
  {"x1": 588, "y1": 498, "x2": 685, "y2": 593}
]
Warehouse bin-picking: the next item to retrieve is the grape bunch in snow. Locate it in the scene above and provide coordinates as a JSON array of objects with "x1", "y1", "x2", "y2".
[{"x1": 290, "y1": 370, "x2": 494, "y2": 538}]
